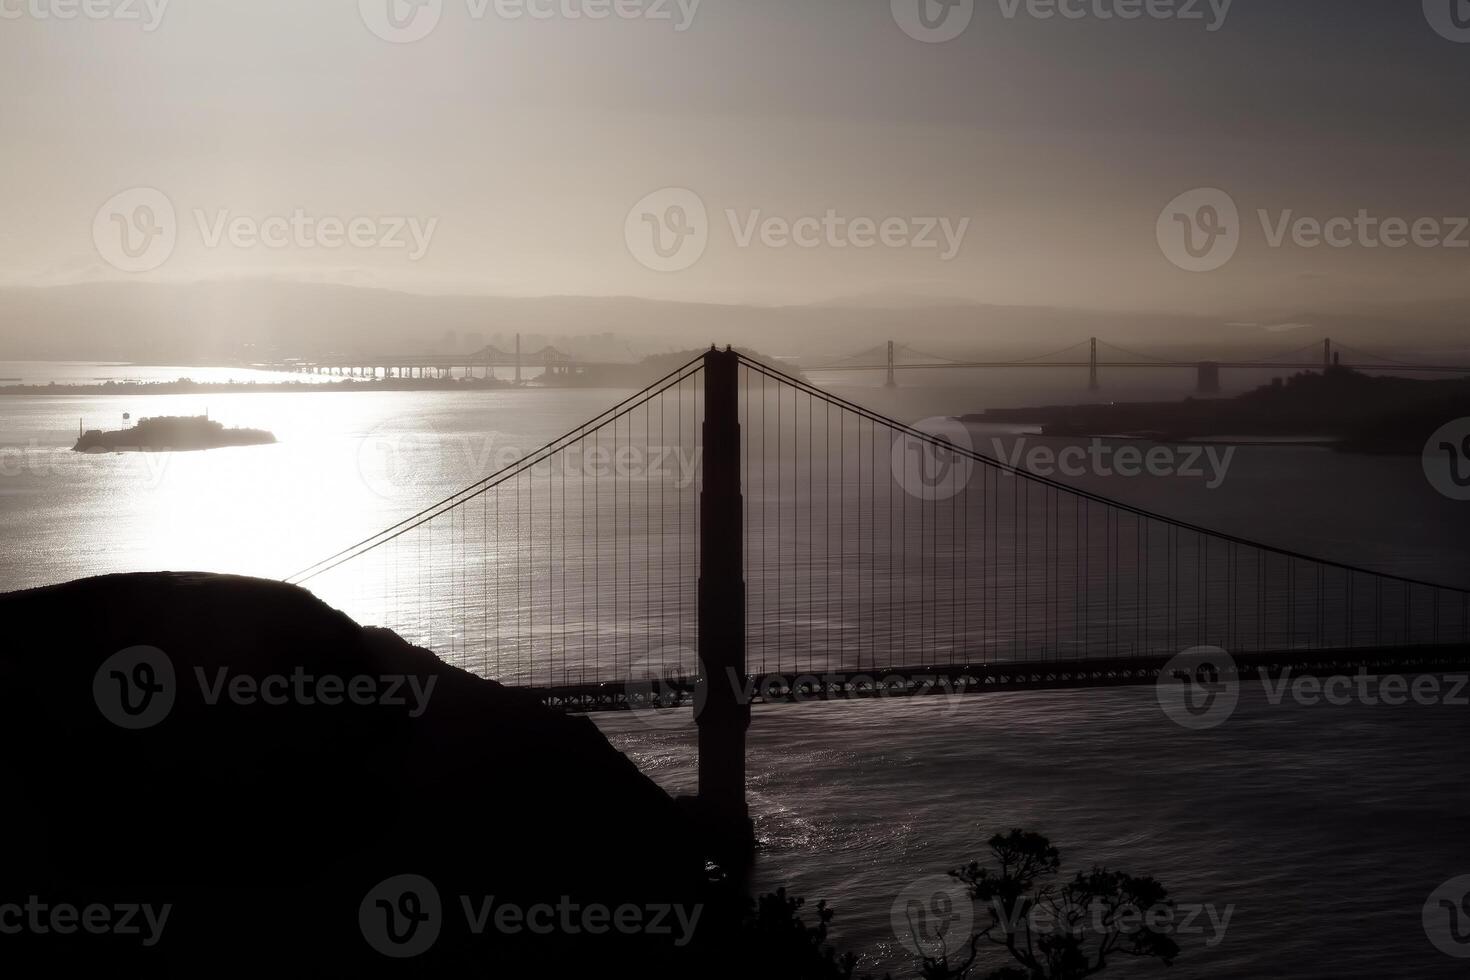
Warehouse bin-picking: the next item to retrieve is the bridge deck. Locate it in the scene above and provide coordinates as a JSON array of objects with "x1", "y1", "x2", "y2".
[{"x1": 523, "y1": 644, "x2": 1470, "y2": 712}]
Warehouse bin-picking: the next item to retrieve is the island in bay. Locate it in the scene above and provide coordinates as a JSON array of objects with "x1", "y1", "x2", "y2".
[{"x1": 73, "y1": 414, "x2": 277, "y2": 453}]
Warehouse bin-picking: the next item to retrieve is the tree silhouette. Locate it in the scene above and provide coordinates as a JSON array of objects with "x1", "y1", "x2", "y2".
[
  {"x1": 916, "y1": 830, "x2": 1180, "y2": 980},
  {"x1": 737, "y1": 887, "x2": 868, "y2": 979}
]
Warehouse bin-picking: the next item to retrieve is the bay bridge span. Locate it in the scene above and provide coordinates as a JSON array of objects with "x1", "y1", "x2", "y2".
[
  {"x1": 286, "y1": 348, "x2": 1470, "y2": 857},
  {"x1": 276, "y1": 335, "x2": 1470, "y2": 394},
  {"x1": 804, "y1": 336, "x2": 1470, "y2": 392},
  {"x1": 280, "y1": 335, "x2": 586, "y2": 382}
]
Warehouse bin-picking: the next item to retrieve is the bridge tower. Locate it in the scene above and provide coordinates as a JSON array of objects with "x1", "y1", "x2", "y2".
[
  {"x1": 515, "y1": 333, "x2": 522, "y2": 385},
  {"x1": 1195, "y1": 361, "x2": 1221, "y2": 394},
  {"x1": 693, "y1": 346, "x2": 753, "y2": 866},
  {"x1": 1088, "y1": 337, "x2": 1099, "y2": 391},
  {"x1": 1323, "y1": 338, "x2": 1331, "y2": 372},
  {"x1": 885, "y1": 340, "x2": 897, "y2": 388}
]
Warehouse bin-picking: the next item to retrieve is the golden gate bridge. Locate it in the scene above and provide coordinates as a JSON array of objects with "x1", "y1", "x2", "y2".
[{"x1": 285, "y1": 347, "x2": 1470, "y2": 857}]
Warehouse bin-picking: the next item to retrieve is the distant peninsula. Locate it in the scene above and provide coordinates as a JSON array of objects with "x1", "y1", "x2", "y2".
[{"x1": 966, "y1": 367, "x2": 1470, "y2": 454}]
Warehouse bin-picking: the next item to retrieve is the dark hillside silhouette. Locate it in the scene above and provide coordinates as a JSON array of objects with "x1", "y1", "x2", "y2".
[{"x1": 0, "y1": 573, "x2": 713, "y2": 974}]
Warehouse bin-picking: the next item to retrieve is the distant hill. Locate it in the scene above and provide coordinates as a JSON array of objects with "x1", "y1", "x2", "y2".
[
  {"x1": 1, "y1": 279, "x2": 1466, "y2": 366},
  {"x1": 972, "y1": 367, "x2": 1470, "y2": 454}
]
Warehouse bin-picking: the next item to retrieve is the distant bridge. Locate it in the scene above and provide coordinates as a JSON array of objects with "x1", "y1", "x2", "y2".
[
  {"x1": 272, "y1": 335, "x2": 1470, "y2": 393},
  {"x1": 802, "y1": 337, "x2": 1470, "y2": 392},
  {"x1": 278, "y1": 335, "x2": 599, "y2": 382}
]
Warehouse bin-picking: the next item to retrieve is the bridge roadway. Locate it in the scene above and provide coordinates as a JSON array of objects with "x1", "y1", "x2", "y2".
[
  {"x1": 802, "y1": 337, "x2": 1470, "y2": 391},
  {"x1": 526, "y1": 644, "x2": 1470, "y2": 712}
]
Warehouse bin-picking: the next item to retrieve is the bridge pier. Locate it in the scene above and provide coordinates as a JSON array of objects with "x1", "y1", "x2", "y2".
[
  {"x1": 690, "y1": 347, "x2": 753, "y2": 869},
  {"x1": 1196, "y1": 361, "x2": 1221, "y2": 394}
]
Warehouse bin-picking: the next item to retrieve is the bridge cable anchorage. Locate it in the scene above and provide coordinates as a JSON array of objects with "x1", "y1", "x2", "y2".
[{"x1": 288, "y1": 345, "x2": 1470, "y2": 717}]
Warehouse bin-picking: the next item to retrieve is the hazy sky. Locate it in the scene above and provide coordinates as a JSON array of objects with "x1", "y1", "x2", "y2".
[{"x1": 2, "y1": 0, "x2": 1468, "y2": 318}]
